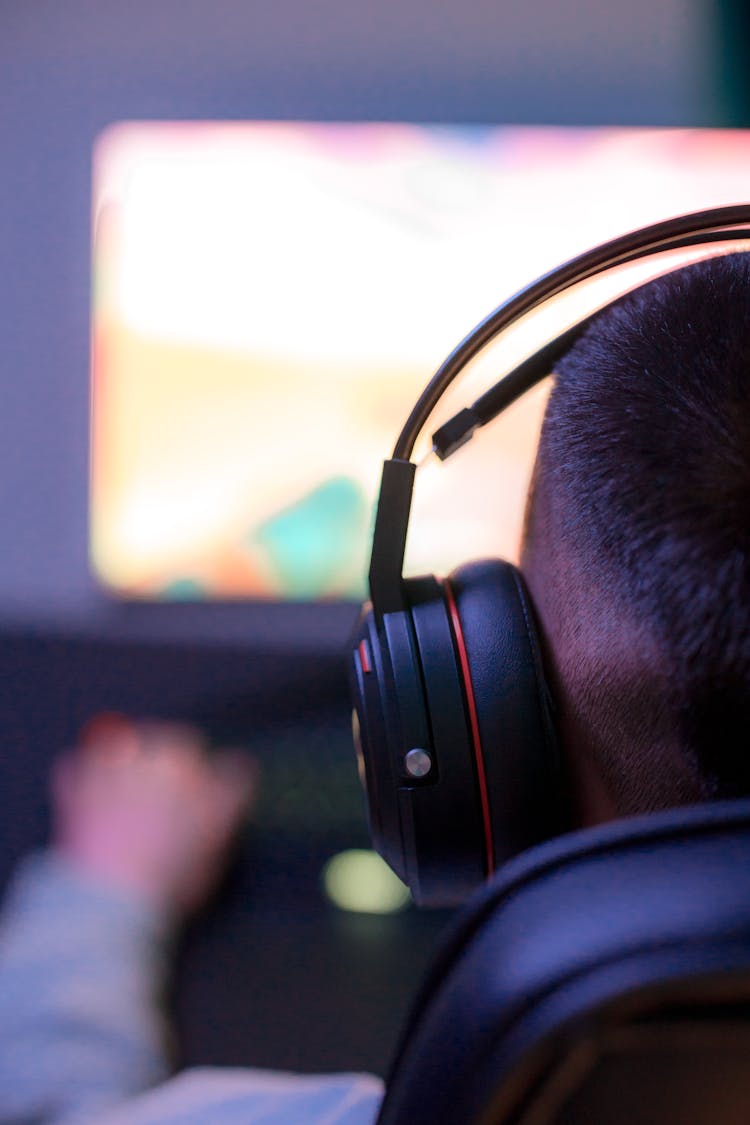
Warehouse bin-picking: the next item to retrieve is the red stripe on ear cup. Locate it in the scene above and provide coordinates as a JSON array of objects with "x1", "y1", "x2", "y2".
[{"x1": 443, "y1": 578, "x2": 496, "y2": 876}]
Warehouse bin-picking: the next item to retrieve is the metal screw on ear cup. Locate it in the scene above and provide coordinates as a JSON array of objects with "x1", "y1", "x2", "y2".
[{"x1": 405, "y1": 748, "x2": 432, "y2": 778}]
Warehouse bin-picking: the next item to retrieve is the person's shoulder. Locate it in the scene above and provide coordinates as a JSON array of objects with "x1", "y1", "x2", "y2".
[{"x1": 90, "y1": 1066, "x2": 385, "y2": 1125}]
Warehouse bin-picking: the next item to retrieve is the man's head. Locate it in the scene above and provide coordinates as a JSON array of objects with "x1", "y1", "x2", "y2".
[{"x1": 521, "y1": 252, "x2": 750, "y2": 826}]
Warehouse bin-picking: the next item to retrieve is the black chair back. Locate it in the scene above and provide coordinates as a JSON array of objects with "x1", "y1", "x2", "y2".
[{"x1": 378, "y1": 800, "x2": 750, "y2": 1124}]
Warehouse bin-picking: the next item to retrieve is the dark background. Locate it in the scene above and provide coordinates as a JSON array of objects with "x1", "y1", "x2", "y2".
[
  {"x1": 0, "y1": 629, "x2": 449, "y2": 1074},
  {"x1": 0, "y1": 0, "x2": 747, "y2": 1078}
]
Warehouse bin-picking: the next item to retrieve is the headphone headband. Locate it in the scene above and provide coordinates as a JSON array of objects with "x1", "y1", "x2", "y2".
[
  {"x1": 370, "y1": 205, "x2": 750, "y2": 612},
  {"x1": 394, "y1": 205, "x2": 750, "y2": 462}
]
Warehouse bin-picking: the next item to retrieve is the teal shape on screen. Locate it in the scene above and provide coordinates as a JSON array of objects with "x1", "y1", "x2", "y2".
[
  {"x1": 161, "y1": 577, "x2": 208, "y2": 599},
  {"x1": 249, "y1": 476, "x2": 369, "y2": 599}
]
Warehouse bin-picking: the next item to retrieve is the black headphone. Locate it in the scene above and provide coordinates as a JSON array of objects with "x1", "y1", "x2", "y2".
[{"x1": 349, "y1": 204, "x2": 750, "y2": 908}]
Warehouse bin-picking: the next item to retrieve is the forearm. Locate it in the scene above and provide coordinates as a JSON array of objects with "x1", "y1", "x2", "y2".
[{"x1": 0, "y1": 851, "x2": 172, "y2": 1124}]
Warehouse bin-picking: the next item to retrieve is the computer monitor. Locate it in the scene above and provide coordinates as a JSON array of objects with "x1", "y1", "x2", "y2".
[{"x1": 91, "y1": 122, "x2": 750, "y2": 600}]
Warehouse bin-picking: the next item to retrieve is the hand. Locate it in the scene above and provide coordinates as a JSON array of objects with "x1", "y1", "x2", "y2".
[{"x1": 52, "y1": 716, "x2": 257, "y2": 917}]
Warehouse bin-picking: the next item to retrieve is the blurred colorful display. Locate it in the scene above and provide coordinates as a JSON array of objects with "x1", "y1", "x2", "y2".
[{"x1": 91, "y1": 123, "x2": 750, "y2": 599}]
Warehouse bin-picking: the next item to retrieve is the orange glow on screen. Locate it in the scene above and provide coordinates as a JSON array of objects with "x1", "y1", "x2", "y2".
[{"x1": 91, "y1": 123, "x2": 750, "y2": 600}]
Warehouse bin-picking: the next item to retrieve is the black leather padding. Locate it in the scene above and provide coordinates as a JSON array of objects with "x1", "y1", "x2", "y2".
[
  {"x1": 378, "y1": 798, "x2": 750, "y2": 1125},
  {"x1": 447, "y1": 558, "x2": 562, "y2": 865}
]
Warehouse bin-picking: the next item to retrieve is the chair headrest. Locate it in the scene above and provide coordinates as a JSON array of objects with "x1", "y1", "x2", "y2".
[{"x1": 379, "y1": 799, "x2": 750, "y2": 1125}]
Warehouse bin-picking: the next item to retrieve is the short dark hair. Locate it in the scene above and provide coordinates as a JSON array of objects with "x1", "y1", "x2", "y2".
[{"x1": 540, "y1": 251, "x2": 750, "y2": 798}]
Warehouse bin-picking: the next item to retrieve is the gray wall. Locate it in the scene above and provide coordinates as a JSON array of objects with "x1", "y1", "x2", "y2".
[{"x1": 0, "y1": 0, "x2": 721, "y2": 646}]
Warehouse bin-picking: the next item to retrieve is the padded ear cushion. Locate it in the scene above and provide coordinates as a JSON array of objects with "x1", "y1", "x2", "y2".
[{"x1": 445, "y1": 558, "x2": 562, "y2": 865}]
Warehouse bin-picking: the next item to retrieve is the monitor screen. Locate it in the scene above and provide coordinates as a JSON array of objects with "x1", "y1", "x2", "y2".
[{"x1": 91, "y1": 123, "x2": 750, "y2": 600}]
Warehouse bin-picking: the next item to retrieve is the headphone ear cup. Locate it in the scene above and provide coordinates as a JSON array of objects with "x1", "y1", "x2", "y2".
[{"x1": 446, "y1": 558, "x2": 563, "y2": 864}]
